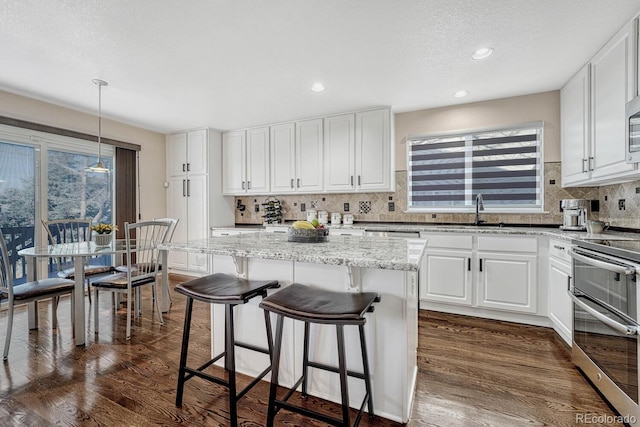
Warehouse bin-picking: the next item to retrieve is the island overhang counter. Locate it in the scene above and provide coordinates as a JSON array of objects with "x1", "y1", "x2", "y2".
[{"x1": 160, "y1": 232, "x2": 427, "y2": 423}]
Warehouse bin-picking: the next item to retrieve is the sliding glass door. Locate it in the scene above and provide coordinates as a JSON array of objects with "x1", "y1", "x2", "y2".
[{"x1": 0, "y1": 141, "x2": 36, "y2": 284}]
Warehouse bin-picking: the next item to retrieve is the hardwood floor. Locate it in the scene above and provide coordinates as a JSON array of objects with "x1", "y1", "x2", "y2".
[{"x1": 0, "y1": 275, "x2": 624, "y2": 426}]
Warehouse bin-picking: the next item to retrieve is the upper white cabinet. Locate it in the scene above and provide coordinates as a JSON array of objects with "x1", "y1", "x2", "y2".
[
  {"x1": 166, "y1": 128, "x2": 234, "y2": 273},
  {"x1": 270, "y1": 119, "x2": 323, "y2": 193},
  {"x1": 561, "y1": 18, "x2": 638, "y2": 186},
  {"x1": 222, "y1": 127, "x2": 270, "y2": 195},
  {"x1": 561, "y1": 64, "x2": 591, "y2": 186},
  {"x1": 223, "y1": 106, "x2": 393, "y2": 195},
  {"x1": 325, "y1": 108, "x2": 393, "y2": 192},
  {"x1": 324, "y1": 114, "x2": 356, "y2": 191}
]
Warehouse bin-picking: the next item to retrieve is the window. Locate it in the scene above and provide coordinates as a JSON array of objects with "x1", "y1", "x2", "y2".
[
  {"x1": 0, "y1": 124, "x2": 115, "y2": 282},
  {"x1": 407, "y1": 123, "x2": 543, "y2": 212}
]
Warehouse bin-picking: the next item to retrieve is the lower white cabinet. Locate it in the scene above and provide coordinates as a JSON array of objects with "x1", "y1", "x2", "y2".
[
  {"x1": 420, "y1": 233, "x2": 542, "y2": 321},
  {"x1": 548, "y1": 239, "x2": 572, "y2": 345},
  {"x1": 476, "y1": 250, "x2": 537, "y2": 314},
  {"x1": 420, "y1": 235, "x2": 472, "y2": 306}
]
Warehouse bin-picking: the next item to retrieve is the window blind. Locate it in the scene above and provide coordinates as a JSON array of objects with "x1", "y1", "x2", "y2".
[{"x1": 408, "y1": 125, "x2": 542, "y2": 210}]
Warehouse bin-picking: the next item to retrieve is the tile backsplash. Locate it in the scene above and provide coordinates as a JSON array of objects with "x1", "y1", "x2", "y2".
[{"x1": 234, "y1": 162, "x2": 640, "y2": 229}]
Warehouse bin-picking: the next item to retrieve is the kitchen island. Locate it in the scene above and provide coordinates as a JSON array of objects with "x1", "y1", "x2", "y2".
[{"x1": 160, "y1": 232, "x2": 426, "y2": 423}]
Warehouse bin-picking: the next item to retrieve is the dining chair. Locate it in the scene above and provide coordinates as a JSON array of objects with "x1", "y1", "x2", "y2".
[
  {"x1": 42, "y1": 218, "x2": 116, "y2": 303},
  {"x1": 115, "y1": 218, "x2": 178, "y2": 303},
  {"x1": 0, "y1": 228, "x2": 75, "y2": 360},
  {"x1": 91, "y1": 220, "x2": 171, "y2": 340}
]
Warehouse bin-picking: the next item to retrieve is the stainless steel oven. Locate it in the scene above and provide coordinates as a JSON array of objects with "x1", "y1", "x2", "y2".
[{"x1": 570, "y1": 240, "x2": 640, "y2": 425}]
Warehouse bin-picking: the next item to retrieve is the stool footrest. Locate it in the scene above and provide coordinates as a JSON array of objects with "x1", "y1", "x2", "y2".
[
  {"x1": 307, "y1": 360, "x2": 366, "y2": 380},
  {"x1": 236, "y1": 364, "x2": 272, "y2": 400},
  {"x1": 235, "y1": 340, "x2": 270, "y2": 355},
  {"x1": 183, "y1": 366, "x2": 230, "y2": 388},
  {"x1": 274, "y1": 373, "x2": 371, "y2": 427},
  {"x1": 183, "y1": 352, "x2": 226, "y2": 382}
]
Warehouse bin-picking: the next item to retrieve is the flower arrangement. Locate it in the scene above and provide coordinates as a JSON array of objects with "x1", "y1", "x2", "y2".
[{"x1": 91, "y1": 223, "x2": 119, "y2": 235}]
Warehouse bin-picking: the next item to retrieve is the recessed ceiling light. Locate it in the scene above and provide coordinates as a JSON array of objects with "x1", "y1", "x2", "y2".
[
  {"x1": 472, "y1": 47, "x2": 494, "y2": 60},
  {"x1": 310, "y1": 83, "x2": 325, "y2": 92},
  {"x1": 453, "y1": 90, "x2": 469, "y2": 98}
]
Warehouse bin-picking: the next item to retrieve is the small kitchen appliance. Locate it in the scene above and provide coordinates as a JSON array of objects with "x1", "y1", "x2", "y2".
[
  {"x1": 560, "y1": 199, "x2": 589, "y2": 231},
  {"x1": 318, "y1": 211, "x2": 328, "y2": 225},
  {"x1": 306, "y1": 209, "x2": 317, "y2": 223},
  {"x1": 343, "y1": 214, "x2": 354, "y2": 226}
]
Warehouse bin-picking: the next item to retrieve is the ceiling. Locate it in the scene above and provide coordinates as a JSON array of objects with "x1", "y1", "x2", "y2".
[{"x1": 1, "y1": 0, "x2": 639, "y2": 134}]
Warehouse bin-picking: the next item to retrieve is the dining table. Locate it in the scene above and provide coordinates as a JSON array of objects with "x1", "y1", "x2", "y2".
[{"x1": 18, "y1": 240, "x2": 170, "y2": 346}]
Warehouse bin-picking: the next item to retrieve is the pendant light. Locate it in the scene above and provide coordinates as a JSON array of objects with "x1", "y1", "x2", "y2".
[{"x1": 85, "y1": 78, "x2": 110, "y2": 173}]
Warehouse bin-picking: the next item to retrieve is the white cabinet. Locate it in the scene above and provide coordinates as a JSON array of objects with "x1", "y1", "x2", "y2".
[
  {"x1": 548, "y1": 239, "x2": 572, "y2": 346},
  {"x1": 590, "y1": 20, "x2": 637, "y2": 180},
  {"x1": 419, "y1": 234, "x2": 473, "y2": 306},
  {"x1": 324, "y1": 113, "x2": 355, "y2": 191},
  {"x1": 325, "y1": 108, "x2": 393, "y2": 192},
  {"x1": 561, "y1": 64, "x2": 591, "y2": 186},
  {"x1": 222, "y1": 127, "x2": 270, "y2": 195},
  {"x1": 561, "y1": 19, "x2": 638, "y2": 186},
  {"x1": 166, "y1": 128, "x2": 234, "y2": 273},
  {"x1": 270, "y1": 119, "x2": 323, "y2": 193},
  {"x1": 420, "y1": 233, "x2": 540, "y2": 320}
]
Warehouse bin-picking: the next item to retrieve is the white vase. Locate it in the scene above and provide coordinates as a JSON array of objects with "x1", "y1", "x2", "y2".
[{"x1": 94, "y1": 234, "x2": 112, "y2": 246}]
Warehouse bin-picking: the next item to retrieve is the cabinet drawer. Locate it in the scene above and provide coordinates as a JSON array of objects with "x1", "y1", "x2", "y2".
[
  {"x1": 477, "y1": 236, "x2": 537, "y2": 253},
  {"x1": 423, "y1": 234, "x2": 472, "y2": 250},
  {"x1": 549, "y1": 239, "x2": 572, "y2": 263}
]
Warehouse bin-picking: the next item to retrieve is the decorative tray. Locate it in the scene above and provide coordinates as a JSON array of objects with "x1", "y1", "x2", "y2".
[{"x1": 287, "y1": 227, "x2": 329, "y2": 243}]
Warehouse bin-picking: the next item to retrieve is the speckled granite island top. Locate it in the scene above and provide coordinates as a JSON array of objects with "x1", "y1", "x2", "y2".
[{"x1": 161, "y1": 232, "x2": 427, "y2": 271}]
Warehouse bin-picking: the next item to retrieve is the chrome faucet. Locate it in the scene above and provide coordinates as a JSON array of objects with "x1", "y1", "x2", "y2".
[{"x1": 474, "y1": 193, "x2": 485, "y2": 226}]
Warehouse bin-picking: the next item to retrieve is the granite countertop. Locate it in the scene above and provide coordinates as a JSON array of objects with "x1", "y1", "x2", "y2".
[
  {"x1": 162, "y1": 232, "x2": 426, "y2": 271},
  {"x1": 214, "y1": 222, "x2": 640, "y2": 242}
]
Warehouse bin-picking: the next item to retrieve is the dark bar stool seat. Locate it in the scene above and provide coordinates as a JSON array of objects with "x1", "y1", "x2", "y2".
[
  {"x1": 259, "y1": 283, "x2": 380, "y2": 427},
  {"x1": 175, "y1": 272, "x2": 280, "y2": 427}
]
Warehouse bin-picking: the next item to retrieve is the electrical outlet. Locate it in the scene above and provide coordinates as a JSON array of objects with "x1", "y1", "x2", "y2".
[
  {"x1": 388, "y1": 202, "x2": 395, "y2": 212},
  {"x1": 636, "y1": 187, "x2": 640, "y2": 194},
  {"x1": 344, "y1": 203, "x2": 350, "y2": 212},
  {"x1": 619, "y1": 199, "x2": 626, "y2": 210},
  {"x1": 300, "y1": 203, "x2": 306, "y2": 212},
  {"x1": 254, "y1": 204, "x2": 259, "y2": 213}
]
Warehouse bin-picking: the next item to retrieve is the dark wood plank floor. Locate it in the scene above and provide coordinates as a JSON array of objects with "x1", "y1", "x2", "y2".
[{"x1": 0, "y1": 275, "x2": 623, "y2": 426}]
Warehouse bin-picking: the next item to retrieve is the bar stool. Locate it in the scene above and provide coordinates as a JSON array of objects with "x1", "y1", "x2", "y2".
[
  {"x1": 175, "y1": 272, "x2": 280, "y2": 427},
  {"x1": 259, "y1": 283, "x2": 380, "y2": 427}
]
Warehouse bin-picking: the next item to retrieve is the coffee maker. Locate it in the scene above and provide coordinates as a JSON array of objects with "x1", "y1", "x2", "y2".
[{"x1": 560, "y1": 199, "x2": 589, "y2": 231}]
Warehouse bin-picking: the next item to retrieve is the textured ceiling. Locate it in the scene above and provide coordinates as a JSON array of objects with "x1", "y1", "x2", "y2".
[{"x1": 0, "y1": 0, "x2": 639, "y2": 133}]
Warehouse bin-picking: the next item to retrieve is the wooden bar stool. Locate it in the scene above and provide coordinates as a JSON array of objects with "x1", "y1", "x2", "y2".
[
  {"x1": 175, "y1": 273, "x2": 280, "y2": 427},
  {"x1": 259, "y1": 283, "x2": 380, "y2": 427}
]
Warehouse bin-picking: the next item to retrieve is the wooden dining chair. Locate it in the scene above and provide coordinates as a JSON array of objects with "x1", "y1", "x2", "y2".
[
  {"x1": 91, "y1": 220, "x2": 171, "y2": 340},
  {"x1": 0, "y1": 228, "x2": 75, "y2": 360},
  {"x1": 42, "y1": 219, "x2": 116, "y2": 303}
]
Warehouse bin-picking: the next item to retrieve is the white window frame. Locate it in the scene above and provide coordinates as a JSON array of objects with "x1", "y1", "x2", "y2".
[{"x1": 406, "y1": 121, "x2": 544, "y2": 214}]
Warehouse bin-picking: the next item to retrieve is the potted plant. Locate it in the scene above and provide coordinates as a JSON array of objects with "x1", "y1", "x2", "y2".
[{"x1": 92, "y1": 223, "x2": 118, "y2": 246}]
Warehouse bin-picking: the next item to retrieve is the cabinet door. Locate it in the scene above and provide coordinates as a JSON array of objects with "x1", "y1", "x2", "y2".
[
  {"x1": 420, "y1": 249, "x2": 472, "y2": 306},
  {"x1": 476, "y1": 252, "x2": 537, "y2": 313},
  {"x1": 590, "y1": 21, "x2": 636, "y2": 180},
  {"x1": 355, "y1": 109, "x2": 391, "y2": 191},
  {"x1": 166, "y1": 133, "x2": 187, "y2": 177},
  {"x1": 270, "y1": 123, "x2": 296, "y2": 193},
  {"x1": 561, "y1": 65, "x2": 591, "y2": 186},
  {"x1": 222, "y1": 131, "x2": 246, "y2": 195},
  {"x1": 186, "y1": 174, "x2": 209, "y2": 273},
  {"x1": 186, "y1": 129, "x2": 208, "y2": 175},
  {"x1": 296, "y1": 118, "x2": 324, "y2": 192},
  {"x1": 324, "y1": 114, "x2": 355, "y2": 191},
  {"x1": 246, "y1": 127, "x2": 270, "y2": 194},
  {"x1": 166, "y1": 175, "x2": 188, "y2": 270},
  {"x1": 548, "y1": 257, "x2": 572, "y2": 345}
]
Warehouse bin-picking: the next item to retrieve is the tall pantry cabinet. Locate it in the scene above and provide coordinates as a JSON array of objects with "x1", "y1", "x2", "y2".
[{"x1": 166, "y1": 128, "x2": 234, "y2": 273}]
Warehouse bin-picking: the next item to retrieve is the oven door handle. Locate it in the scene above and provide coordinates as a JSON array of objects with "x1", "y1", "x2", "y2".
[
  {"x1": 569, "y1": 249, "x2": 637, "y2": 275},
  {"x1": 569, "y1": 291, "x2": 638, "y2": 336}
]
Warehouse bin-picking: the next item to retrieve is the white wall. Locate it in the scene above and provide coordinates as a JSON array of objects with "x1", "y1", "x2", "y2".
[{"x1": 0, "y1": 89, "x2": 166, "y2": 219}]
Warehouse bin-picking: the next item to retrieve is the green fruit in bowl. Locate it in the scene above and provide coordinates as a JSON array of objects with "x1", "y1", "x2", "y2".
[{"x1": 311, "y1": 219, "x2": 320, "y2": 227}]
